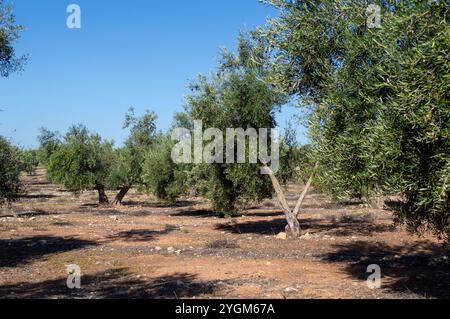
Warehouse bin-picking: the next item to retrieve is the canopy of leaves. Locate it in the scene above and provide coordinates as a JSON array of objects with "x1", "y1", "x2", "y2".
[
  {"x1": 123, "y1": 107, "x2": 157, "y2": 149},
  {"x1": 278, "y1": 120, "x2": 302, "y2": 185},
  {"x1": 46, "y1": 125, "x2": 114, "y2": 192},
  {"x1": 258, "y1": 0, "x2": 449, "y2": 238},
  {"x1": 37, "y1": 128, "x2": 61, "y2": 166},
  {"x1": 0, "y1": 0, "x2": 26, "y2": 77},
  {"x1": 107, "y1": 108, "x2": 158, "y2": 190},
  {"x1": 142, "y1": 134, "x2": 187, "y2": 202},
  {"x1": 20, "y1": 149, "x2": 39, "y2": 176},
  {"x1": 0, "y1": 136, "x2": 22, "y2": 205},
  {"x1": 187, "y1": 35, "x2": 287, "y2": 216}
]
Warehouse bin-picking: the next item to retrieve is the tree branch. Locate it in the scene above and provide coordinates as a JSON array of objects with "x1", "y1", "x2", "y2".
[{"x1": 294, "y1": 162, "x2": 319, "y2": 218}]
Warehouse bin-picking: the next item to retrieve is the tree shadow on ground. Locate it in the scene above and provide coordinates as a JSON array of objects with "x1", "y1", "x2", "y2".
[
  {"x1": 17, "y1": 194, "x2": 59, "y2": 200},
  {"x1": 51, "y1": 221, "x2": 74, "y2": 227},
  {"x1": 244, "y1": 211, "x2": 285, "y2": 218},
  {"x1": 122, "y1": 200, "x2": 198, "y2": 209},
  {"x1": 0, "y1": 236, "x2": 97, "y2": 268},
  {"x1": 77, "y1": 200, "x2": 200, "y2": 216},
  {"x1": 0, "y1": 209, "x2": 56, "y2": 219},
  {"x1": 300, "y1": 197, "x2": 366, "y2": 210},
  {"x1": 77, "y1": 208, "x2": 167, "y2": 218},
  {"x1": 215, "y1": 218, "x2": 395, "y2": 237},
  {"x1": 322, "y1": 241, "x2": 450, "y2": 299},
  {"x1": 216, "y1": 218, "x2": 288, "y2": 235},
  {"x1": 323, "y1": 223, "x2": 395, "y2": 237},
  {"x1": 28, "y1": 180, "x2": 52, "y2": 186},
  {"x1": 80, "y1": 205, "x2": 102, "y2": 209},
  {"x1": 0, "y1": 271, "x2": 223, "y2": 299},
  {"x1": 170, "y1": 209, "x2": 217, "y2": 219},
  {"x1": 106, "y1": 226, "x2": 178, "y2": 242}
]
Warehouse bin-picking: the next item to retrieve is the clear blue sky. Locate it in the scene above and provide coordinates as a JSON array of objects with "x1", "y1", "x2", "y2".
[{"x1": 0, "y1": 0, "x2": 306, "y2": 148}]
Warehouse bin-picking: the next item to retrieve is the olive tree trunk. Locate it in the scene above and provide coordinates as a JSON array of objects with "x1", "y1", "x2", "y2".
[
  {"x1": 113, "y1": 186, "x2": 131, "y2": 205},
  {"x1": 263, "y1": 165, "x2": 301, "y2": 238},
  {"x1": 96, "y1": 185, "x2": 109, "y2": 205},
  {"x1": 262, "y1": 163, "x2": 318, "y2": 239}
]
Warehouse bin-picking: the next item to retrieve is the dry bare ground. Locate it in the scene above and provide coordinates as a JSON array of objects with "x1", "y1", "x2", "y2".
[{"x1": 0, "y1": 168, "x2": 448, "y2": 299}]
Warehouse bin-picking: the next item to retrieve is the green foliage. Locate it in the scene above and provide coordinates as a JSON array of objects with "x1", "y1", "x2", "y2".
[
  {"x1": 294, "y1": 144, "x2": 316, "y2": 185},
  {"x1": 107, "y1": 108, "x2": 158, "y2": 192},
  {"x1": 368, "y1": 1, "x2": 449, "y2": 238},
  {"x1": 123, "y1": 107, "x2": 157, "y2": 148},
  {"x1": 20, "y1": 149, "x2": 39, "y2": 176},
  {"x1": 0, "y1": 136, "x2": 22, "y2": 205},
  {"x1": 187, "y1": 34, "x2": 285, "y2": 216},
  {"x1": 0, "y1": 0, "x2": 26, "y2": 77},
  {"x1": 259, "y1": 0, "x2": 450, "y2": 238},
  {"x1": 171, "y1": 111, "x2": 194, "y2": 131},
  {"x1": 142, "y1": 134, "x2": 187, "y2": 201},
  {"x1": 46, "y1": 125, "x2": 114, "y2": 193},
  {"x1": 107, "y1": 147, "x2": 140, "y2": 190},
  {"x1": 37, "y1": 128, "x2": 61, "y2": 166},
  {"x1": 277, "y1": 120, "x2": 301, "y2": 185}
]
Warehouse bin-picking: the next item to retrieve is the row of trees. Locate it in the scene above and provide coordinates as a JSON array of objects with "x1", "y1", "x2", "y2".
[
  {"x1": 30, "y1": 38, "x2": 305, "y2": 219},
  {"x1": 36, "y1": 105, "x2": 304, "y2": 212},
  {"x1": 0, "y1": 137, "x2": 23, "y2": 206},
  {"x1": 0, "y1": 137, "x2": 42, "y2": 206},
  {"x1": 38, "y1": 108, "x2": 157, "y2": 205},
  {"x1": 0, "y1": 0, "x2": 26, "y2": 207},
  {"x1": 1, "y1": 0, "x2": 448, "y2": 239}
]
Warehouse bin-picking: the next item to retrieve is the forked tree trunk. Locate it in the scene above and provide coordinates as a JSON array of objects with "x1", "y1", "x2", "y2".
[
  {"x1": 113, "y1": 186, "x2": 131, "y2": 205},
  {"x1": 263, "y1": 163, "x2": 318, "y2": 239},
  {"x1": 263, "y1": 165, "x2": 301, "y2": 238},
  {"x1": 96, "y1": 185, "x2": 109, "y2": 205}
]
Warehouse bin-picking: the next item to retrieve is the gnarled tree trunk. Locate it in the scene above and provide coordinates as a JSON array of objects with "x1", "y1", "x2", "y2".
[
  {"x1": 96, "y1": 185, "x2": 109, "y2": 205},
  {"x1": 263, "y1": 163, "x2": 318, "y2": 239},
  {"x1": 263, "y1": 165, "x2": 301, "y2": 238},
  {"x1": 113, "y1": 186, "x2": 130, "y2": 205}
]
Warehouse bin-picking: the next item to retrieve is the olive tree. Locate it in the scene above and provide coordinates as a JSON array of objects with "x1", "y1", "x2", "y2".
[
  {"x1": 141, "y1": 113, "x2": 194, "y2": 202},
  {"x1": 257, "y1": 0, "x2": 449, "y2": 238},
  {"x1": 20, "y1": 149, "x2": 39, "y2": 176},
  {"x1": 141, "y1": 134, "x2": 188, "y2": 201},
  {"x1": 107, "y1": 107, "x2": 157, "y2": 205},
  {"x1": 0, "y1": 136, "x2": 22, "y2": 206},
  {"x1": 37, "y1": 128, "x2": 61, "y2": 166},
  {"x1": 0, "y1": 0, "x2": 27, "y2": 77},
  {"x1": 0, "y1": 1, "x2": 26, "y2": 207},
  {"x1": 187, "y1": 35, "x2": 284, "y2": 218},
  {"x1": 47, "y1": 125, "x2": 114, "y2": 204}
]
